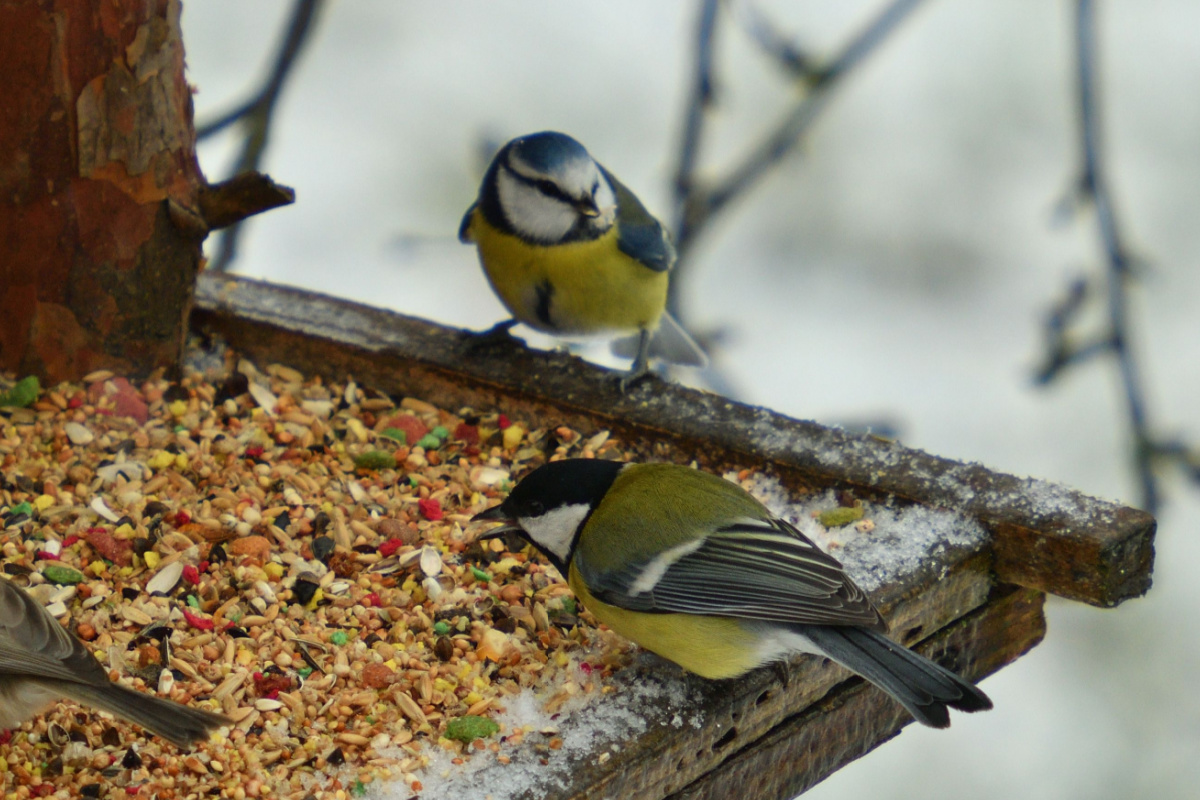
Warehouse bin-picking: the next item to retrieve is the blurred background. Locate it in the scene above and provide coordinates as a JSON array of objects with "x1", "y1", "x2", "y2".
[{"x1": 183, "y1": 2, "x2": 1200, "y2": 797}]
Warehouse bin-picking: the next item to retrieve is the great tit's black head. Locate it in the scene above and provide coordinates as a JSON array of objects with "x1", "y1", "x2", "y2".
[
  {"x1": 488, "y1": 131, "x2": 617, "y2": 244},
  {"x1": 472, "y1": 458, "x2": 625, "y2": 569}
]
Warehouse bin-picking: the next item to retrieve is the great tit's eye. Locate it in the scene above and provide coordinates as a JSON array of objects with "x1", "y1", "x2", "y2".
[{"x1": 527, "y1": 500, "x2": 545, "y2": 517}]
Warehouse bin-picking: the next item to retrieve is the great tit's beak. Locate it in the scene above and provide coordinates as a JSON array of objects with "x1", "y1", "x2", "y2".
[
  {"x1": 574, "y1": 196, "x2": 600, "y2": 218},
  {"x1": 471, "y1": 505, "x2": 523, "y2": 540}
]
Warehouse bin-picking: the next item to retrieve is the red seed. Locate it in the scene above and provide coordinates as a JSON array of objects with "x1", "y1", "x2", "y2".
[
  {"x1": 378, "y1": 538, "x2": 405, "y2": 557},
  {"x1": 182, "y1": 564, "x2": 200, "y2": 586},
  {"x1": 182, "y1": 609, "x2": 214, "y2": 630},
  {"x1": 417, "y1": 498, "x2": 443, "y2": 521},
  {"x1": 453, "y1": 422, "x2": 479, "y2": 444}
]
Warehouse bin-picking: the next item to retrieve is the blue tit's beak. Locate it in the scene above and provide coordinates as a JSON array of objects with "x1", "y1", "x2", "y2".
[
  {"x1": 471, "y1": 505, "x2": 523, "y2": 540},
  {"x1": 574, "y1": 196, "x2": 600, "y2": 218}
]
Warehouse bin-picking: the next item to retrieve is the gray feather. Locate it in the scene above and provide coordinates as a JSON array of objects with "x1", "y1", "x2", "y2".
[
  {"x1": 798, "y1": 625, "x2": 992, "y2": 728},
  {"x1": 0, "y1": 579, "x2": 228, "y2": 747}
]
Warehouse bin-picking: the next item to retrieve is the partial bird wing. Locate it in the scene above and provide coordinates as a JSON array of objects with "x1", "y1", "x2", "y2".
[
  {"x1": 0, "y1": 578, "x2": 110, "y2": 685},
  {"x1": 458, "y1": 202, "x2": 479, "y2": 243},
  {"x1": 611, "y1": 310, "x2": 708, "y2": 367},
  {"x1": 577, "y1": 516, "x2": 886, "y2": 630},
  {"x1": 599, "y1": 166, "x2": 674, "y2": 273}
]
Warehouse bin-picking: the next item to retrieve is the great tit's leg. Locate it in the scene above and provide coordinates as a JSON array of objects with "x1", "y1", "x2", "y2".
[
  {"x1": 618, "y1": 329, "x2": 654, "y2": 392},
  {"x1": 465, "y1": 319, "x2": 520, "y2": 353}
]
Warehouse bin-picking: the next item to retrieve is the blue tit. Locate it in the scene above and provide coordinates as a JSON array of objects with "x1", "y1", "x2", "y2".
[
  {"x1": 459, "y1": 131, "x2": 707, "y2": 387},
  {"x1": 473, "y1": 459, "x2": 992, "y2": 728}
]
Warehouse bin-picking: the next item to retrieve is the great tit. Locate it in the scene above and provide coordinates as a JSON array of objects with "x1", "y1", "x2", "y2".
[
  {"x1": 459, "y1": 131, "x2": 707, "y2": 387},
  {"x1": 472, "y1": 459, "x2": 992, "y2": 728},
  {"x1": 0, "y1": 577, "x2": 230, "y2": 747}
]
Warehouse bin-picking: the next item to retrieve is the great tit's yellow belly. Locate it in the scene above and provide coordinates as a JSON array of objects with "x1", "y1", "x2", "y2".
[
  {"x1": 568, "y1": 565, "x2": 765, "y2": 680},
  {"x1": 466, "y1": 210, "x2": 668, "y2": 336}
]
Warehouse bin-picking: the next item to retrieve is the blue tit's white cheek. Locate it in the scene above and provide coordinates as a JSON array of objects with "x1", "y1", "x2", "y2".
[
  {"x1": 497, "y1": 167, "x2": 576, "y2": 243},
  {"x1": 519, "y1": 503, "x2": 591, "y2": 563},
  {"x1": 593, "y1": 174, "x2": 616, "y2": 225}
]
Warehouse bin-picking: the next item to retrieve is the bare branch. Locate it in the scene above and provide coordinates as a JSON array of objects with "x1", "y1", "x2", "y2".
[
  {"x1": 1038, "y1": 0, "x2": 1178, "y2": 513},
  {"x1": 198, "y1": 0, "x2": 325, "y2": 272},
  {"x1": 668, "y1": 0, "x2": 927, "y2": 317}
]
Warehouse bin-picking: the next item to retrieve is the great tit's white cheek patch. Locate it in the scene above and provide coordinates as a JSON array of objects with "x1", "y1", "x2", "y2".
[
  {"x1": 519, "y1": 502, "x2": 591, "y2": 563},
  {"x1": 497, "y1": 167, "x2": 576, "y2": 243}
]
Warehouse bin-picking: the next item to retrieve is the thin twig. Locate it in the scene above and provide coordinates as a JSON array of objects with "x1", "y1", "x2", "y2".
[
  {"x1": 670, "y1": 0, "x2": 720, "y2": 239},
  {"x1": 1076, "y1": 0, "x2": 1160, "y2": 510},
  {"x1": 668, "y1": 0, "x2": 927, "y2": 316},
  {"x1": 731, "y1": 1, "x2": 817, "y2": 79},
  {"x1": 1044, "y1": 0, "x2": 1160, "y2": 511},
  {"x1": 199, "y1": 0, "x2": 325, "y2": 272}
]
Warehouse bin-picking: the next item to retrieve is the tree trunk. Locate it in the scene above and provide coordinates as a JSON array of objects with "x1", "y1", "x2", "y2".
[{"x1": 0, "y1": 0, "x2": 205, "y2": 383}]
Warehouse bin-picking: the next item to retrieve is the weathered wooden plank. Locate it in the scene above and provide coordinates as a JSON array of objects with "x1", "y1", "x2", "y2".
[{"x1": 192, "y1": 274, "x2": 1154, "y2": 607}]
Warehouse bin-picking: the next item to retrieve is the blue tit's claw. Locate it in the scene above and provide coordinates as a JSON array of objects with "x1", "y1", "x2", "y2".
[{"x1": 617, "y1": 362, "x2": 654, "y2": 393}]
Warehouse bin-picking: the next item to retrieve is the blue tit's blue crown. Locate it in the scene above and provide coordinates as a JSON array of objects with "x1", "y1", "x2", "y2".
[{"x1": 508, "y1": 132, "x2": 593, "y2": 175}]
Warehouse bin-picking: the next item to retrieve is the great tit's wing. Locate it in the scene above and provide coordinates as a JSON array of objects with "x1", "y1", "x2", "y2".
[
  {"x1": 0, "y1": 579, "x2": 110, "y2": 684},
  {"x1": 458, "y1": 203, "x2": 478, "y2": 243},
  {"x1": 599, "y1": 166, "x2": 674, "y2": 273},
  {"x1": 577, "y1": 516, "x2": 885, "y2": 630}
]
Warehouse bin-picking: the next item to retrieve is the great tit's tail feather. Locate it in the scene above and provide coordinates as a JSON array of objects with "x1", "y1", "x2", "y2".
[
  {"x1": 797, "y1": 626, "x2": 992, "y2": 728},
  {"x1": 50, "y1": 679, "x2": 230, "y2": 748},
  {"x1": 611, "y1": 311, "x2": 708, "y2": 368}
]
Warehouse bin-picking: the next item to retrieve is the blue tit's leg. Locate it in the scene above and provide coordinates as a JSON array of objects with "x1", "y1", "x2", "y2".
[
  {"x1": 618, "y1": 329, "x2": 654, "y2": 392},
  {"x1": 464, "y1": 319, "x2": 521, "y2": 354}
]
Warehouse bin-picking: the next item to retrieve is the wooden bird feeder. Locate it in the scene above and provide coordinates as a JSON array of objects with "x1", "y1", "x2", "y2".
[{"x1": 192, "y1": 272, "x2": 1154, "y2": 800}]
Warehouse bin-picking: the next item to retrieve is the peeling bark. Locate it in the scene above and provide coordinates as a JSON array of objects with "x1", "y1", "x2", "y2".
[{"x1": 0, "y1": 0, "x2": 204, "y2": 382}]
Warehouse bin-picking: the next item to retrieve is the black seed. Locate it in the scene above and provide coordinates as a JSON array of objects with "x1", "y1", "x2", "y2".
[
  {"x1": 215, "y1": 373, "x2": 250, "y2": 404},
  {"x1": 292, "y1": 578, "x2": 319, "y2": 606},
  {"x1": 326, "y1": 747, "x2": 345, "y2": 767},
  {"x1": 311, "y1": 535, "x2": 335, "y2": 563},
  {"x1": 143, "y1": 500, "x2": 169, "y2": 518},
  {"x1": 122, "y1": 746, "x2": 142, "y2": 769},
  {"x1": 163, "y1": 384, "x2": 191, "y2": 403},
  {"x1": 434, "y1": 636, "x2": 455, "y2": 661}
]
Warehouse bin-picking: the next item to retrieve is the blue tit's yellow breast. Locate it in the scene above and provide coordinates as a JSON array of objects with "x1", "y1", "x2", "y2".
[
  {"x1": 568, "y1": 563, "x2": 768, "y2": 680},
  {"x1": 465, "y1": 209, "x2": 669, "y2": 336}
]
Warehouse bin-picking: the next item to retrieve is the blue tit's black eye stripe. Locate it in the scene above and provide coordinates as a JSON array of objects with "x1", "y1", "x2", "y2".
[{"x1": 531, "y1": 178, "x2": 574, "y2": 205}]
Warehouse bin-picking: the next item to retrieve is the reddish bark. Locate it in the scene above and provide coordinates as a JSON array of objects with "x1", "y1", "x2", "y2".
[{"x1": 0, "y1": 0, "x2": 205, "y2": 383}]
